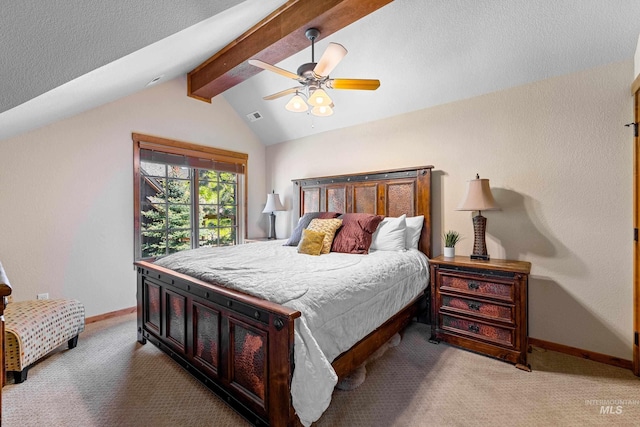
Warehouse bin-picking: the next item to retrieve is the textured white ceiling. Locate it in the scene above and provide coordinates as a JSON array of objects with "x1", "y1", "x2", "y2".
[
  {"x1": 0, "y1": 0, "x2": 287, "y2": 141},
  {"x1": 1, "y1": 0, "x2": 640, "y2": 144},
  {"x1": 0, "y1": 0, "x2": 246, "y2": 113}
]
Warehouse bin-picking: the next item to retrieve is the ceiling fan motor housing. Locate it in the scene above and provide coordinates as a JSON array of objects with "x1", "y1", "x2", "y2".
[{"x1": 297, "y1": 62, "x2": 317, "y2": 79}]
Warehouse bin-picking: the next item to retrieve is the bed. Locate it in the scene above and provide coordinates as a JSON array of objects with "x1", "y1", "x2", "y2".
[{"x1": 135, "y1": 165, "x2": 434, "y2": 426}]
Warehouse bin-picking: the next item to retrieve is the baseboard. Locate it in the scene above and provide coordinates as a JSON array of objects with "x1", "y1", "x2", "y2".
[
  {"x1": 529, "y1": 337, "x2": 633, "y2": 370},
  {"x1": 85, "y1": 306, "x2": 136, "y2": 324}
]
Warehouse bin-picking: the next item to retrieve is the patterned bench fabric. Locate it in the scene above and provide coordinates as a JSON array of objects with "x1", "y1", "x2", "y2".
[{"x1": 5, "y1": 299, "x2": 85, "y2": 371}]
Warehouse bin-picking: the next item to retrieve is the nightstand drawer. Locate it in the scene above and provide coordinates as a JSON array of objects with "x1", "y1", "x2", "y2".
[
  {"x1": 440, "y1": 314, "x2": 515, "y2": 348},
  {"x1": 440, "y1": 294, "x2": 514, "y2": 324},
  {"x1": 440, "y1": 274, "x2": 513, "y2": 302}
]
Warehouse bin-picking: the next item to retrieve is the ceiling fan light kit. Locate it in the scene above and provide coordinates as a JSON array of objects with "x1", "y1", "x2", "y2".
[
  {"x1": 311, "y1": 104, "x2": 334, "y2": 117},
  {"x1": 285, "y1": 93, "x2": 308, "y2": 112},
  {"x1": 307, "y1": 88, "x2": 332, "y2": 107},
  {"x1": 248, "y1": 28, "x2": 380, "y2": 118}
]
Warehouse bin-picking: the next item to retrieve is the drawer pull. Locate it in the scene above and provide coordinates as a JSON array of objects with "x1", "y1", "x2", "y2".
[
  {"x1": 468, "y1": 324, "x2": 480, "y2": 333},
  {"x1": 468, "y1": 282, "x2": 480, "y2": 290},
  {"x1": 468, "y1": 303, "x2": 481, "y2": 311}
]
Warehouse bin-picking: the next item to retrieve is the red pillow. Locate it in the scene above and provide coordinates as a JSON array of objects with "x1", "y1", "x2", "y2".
[{"x1": 331, "y1": 213, "x2": 384, "y2": 254}]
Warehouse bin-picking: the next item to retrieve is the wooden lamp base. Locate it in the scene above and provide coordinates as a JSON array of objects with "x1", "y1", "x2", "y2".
[{"x1": 471, "y1": 213, "x2": 490, "y2": 260}]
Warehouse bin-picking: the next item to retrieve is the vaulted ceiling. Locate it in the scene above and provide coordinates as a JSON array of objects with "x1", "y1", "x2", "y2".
[{"x1": 2, "y1": 1, "x2": 640, "y2": 144}]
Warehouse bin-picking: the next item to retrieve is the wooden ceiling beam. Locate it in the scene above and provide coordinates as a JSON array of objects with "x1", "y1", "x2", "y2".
[{"x1": 187, "y1": 0, "x2": 393, "y2": 102}]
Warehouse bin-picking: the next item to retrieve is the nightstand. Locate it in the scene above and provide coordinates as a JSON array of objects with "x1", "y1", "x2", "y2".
[{"x1": 429, "y1": 255, "x2": 532, "y2": 371}]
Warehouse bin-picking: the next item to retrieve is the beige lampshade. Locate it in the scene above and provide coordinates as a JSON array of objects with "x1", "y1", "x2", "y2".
[
  {"x1": 262, "y1": 193, "x2": 285, "y2": 213},
  {"x1": 457, "y1": 176, "x2": 500, "y2": 211},
  {"x1": 308, "y1": 88, "x2": 332, "y2": 107},
  {"x1": 311, "y1": 104, "x2": 334, "y2": 117},
  {"x1": 285, "y1": 94, "x2": 308, "y2": 112}
]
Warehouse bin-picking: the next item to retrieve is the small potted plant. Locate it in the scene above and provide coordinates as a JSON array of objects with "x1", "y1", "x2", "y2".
[{"x1": 443, "y1": 230, "x2": 461, "y2": 258}]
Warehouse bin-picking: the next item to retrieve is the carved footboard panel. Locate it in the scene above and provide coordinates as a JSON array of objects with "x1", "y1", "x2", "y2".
[{"x1": 136, "y1": 261, "x2": 300, "y2": 426}]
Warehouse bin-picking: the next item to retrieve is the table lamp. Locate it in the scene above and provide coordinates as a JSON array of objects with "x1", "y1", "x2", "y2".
[
  {"x1": 262, "y1": 191, "x2": 285, "y2": 239},
  {"x1": 457, "y1": 174, "x2": 500, "y2": 260}
]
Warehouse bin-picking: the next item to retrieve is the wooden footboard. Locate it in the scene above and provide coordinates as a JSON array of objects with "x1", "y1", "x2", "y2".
[
  {"x1": 136, "y1": 261, "x2": 427, "y2": 426},
  {"x1": 136, "y1": 260, "x2": 300, "y2": 426}
]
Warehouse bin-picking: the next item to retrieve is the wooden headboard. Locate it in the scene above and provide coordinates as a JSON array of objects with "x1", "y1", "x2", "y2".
[{"x1": 292, "y1": 166, "x2": 433, "y2": 258}]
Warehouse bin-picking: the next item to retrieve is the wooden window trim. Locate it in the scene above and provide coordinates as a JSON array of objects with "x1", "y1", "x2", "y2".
[{"x1": 133, "y1": 133, "x2": 249, "y2": 260}]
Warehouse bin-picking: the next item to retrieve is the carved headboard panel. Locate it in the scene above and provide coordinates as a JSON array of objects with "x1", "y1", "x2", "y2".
[{"x1": 292, "y1": 166, "x2": 433, "y2": 258}]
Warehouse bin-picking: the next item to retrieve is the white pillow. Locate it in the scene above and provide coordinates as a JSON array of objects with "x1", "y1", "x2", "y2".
[
  {"x1": 370, "y1": 214, "x2": 407, "y2": 251},
  {"x1": 405, "y1": 215, "x2": 424, "y2": 250}
]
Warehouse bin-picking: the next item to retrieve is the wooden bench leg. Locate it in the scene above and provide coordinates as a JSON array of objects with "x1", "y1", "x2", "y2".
[
  {"x1": 68, "y1": 335, "x2": 79, "y2": 349},
  {"x1": 13, "y1": 368, "x2": 28, "y2": 384}
]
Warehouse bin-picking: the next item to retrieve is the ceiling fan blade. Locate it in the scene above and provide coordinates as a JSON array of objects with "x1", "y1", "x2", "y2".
[
  {"x1": 326, "y1": 79, "x2": 381, "y2": 90},
  {"x1": 248, "y1": 59, "x2": 301, "y2": 80},
  {"x1": 263, "y1": 87, "x2": 300, "y2": 100},
  {"x1": 313, "y1": 43, "x2": 347, "y2": 77}
]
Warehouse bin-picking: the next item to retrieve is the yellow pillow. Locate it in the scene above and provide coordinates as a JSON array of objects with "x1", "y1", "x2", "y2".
[
  {"x1": 297, "y1": 228, "x2": 326, "y2": 256},
  {"x1": 306, "y1": 218, "x2": 343, "y2": 254}
]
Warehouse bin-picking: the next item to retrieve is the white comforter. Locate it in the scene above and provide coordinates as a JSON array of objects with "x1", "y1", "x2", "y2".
[{"x1": 155, "y1": 240, "x2": 429, "y2": 425}]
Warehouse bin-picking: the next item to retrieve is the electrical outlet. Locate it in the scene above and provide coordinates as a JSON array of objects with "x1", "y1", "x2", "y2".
[{"x1": 37, "y1": 293, "x2": 49, "y2": 300}]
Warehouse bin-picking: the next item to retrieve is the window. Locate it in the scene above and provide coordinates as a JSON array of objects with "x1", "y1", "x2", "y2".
[{"x1": 133, "y1": 134, "x2": 247, "y2": 260}]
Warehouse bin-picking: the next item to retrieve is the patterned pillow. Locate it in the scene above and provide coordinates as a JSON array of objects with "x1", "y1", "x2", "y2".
[
  {"x1": 306, "y1": 218, "x2": 343, "y2": 254},
  {"x1": 331, "y1": 213, "x2": 384, "y2": 254},
  {"x1": 284, "y1": 212, "x2": 341, "y2": 246},
  {"x1": 297, "y1": 229, "x2": 326, "y2": 256}
]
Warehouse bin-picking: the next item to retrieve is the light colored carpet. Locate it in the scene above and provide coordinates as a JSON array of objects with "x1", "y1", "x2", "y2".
[{"x1": 3, "y1": 313, "x2": 638, "y2": 426}]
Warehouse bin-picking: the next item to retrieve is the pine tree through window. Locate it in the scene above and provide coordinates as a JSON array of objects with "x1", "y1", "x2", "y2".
[{"x1": 133, "y1": 134, "x2": 247, "y2": 260}]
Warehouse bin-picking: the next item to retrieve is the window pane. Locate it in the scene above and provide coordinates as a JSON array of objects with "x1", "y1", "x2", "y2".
[
  {"x1": 220, "y1": 205, "x2": 236, "y2": 222},
  {"x1": 199, "y1": 170, "x2": 218, "y2": 181},
  {"x1": 141, "y1": 232, "x2": 167, "y2": 258},
  {"x1": 219, "y1": 183, "x2": 236, "y2": 205},
  {"x1": 141, "y1": 177, "x2": 166, "y2": 203},
  {"x1": 199, "y1": 180, "x2": 219, "y2": 204},
  {"x1": 167, "y1": 179, "x2": 190, "y2": 203},
  {"x1": 199, "y1": 205, "x2": 220, "y2": 228},
  {"x1": 219, "y1": 172, "x2": 236, "y2": 183},
  {"x1": 219, "y1": 227, "x2": 236, "y2": 246},
  {"x1": 168, "y1": 231, "x2": 191, "y2": 253},
  {"x1": 168, "y1": 204, "x2": 191, "y2": 229},
  {"x1": 168, "y1": 165, "x2": 190, "y2": 179},
  {"x1": 198, "y1": 227, "x2": 236, "y2": 246},
  {"x1": 141, "y1": 202, "x2": 166, "y2": 231},
  {"x1": 199, "y1": 228, "x2": 218, "y2": 247},
  {"x1": 141, "y1": 161, "x2": 166, "y2": 178}
]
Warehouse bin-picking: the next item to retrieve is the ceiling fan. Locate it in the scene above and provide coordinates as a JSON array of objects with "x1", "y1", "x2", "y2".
[{"x1": 248, "y1": 28, "x2": 380, "y2": 117}]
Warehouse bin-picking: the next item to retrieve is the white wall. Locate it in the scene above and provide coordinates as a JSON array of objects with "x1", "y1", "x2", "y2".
[
  {"x1": 0, "y1": 76, "x2": 266, "y2": 317},
  {"x1": 266, "y1": 60, "x2": 634, "y2": 360}
]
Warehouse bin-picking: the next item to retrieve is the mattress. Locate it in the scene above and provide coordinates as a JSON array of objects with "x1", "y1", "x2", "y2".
[{"x1": 155, "y1": 240, "x2": 429, "y2": 425}]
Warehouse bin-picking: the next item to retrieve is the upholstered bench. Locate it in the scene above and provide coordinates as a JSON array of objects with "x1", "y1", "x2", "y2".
[{"x1": 4, "y1": 299, "x2": 85, "y2": 383}]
